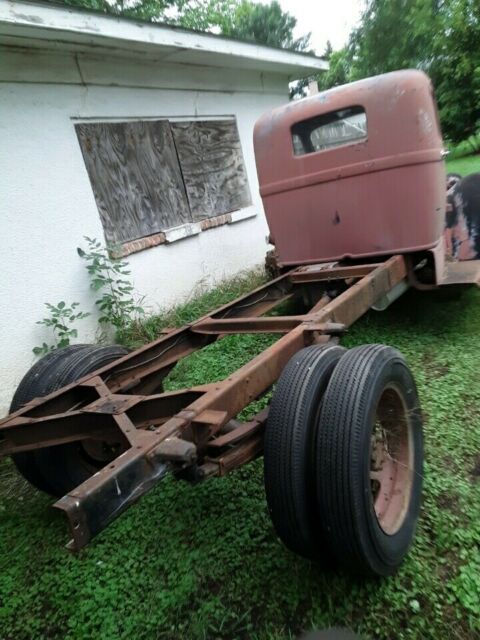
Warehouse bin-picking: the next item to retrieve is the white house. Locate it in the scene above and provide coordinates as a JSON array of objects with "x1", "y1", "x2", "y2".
[{"x1": 0, "y1": 0, "x2": 326, "y2": 415}]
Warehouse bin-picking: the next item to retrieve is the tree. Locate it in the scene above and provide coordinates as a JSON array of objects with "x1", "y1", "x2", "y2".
[
  {"x1": 221, "y1": 1, "x2": 311, "y2": 51},
  {"x1": 174, "y1": 0, "x2": 311, "y2": 53},
  {"x1": 174, "y1": 0, "x2": 238, "y2": 31},
  {"x1": 61, "y1": 0, "x2": 176, "y2": 18},
  {"x1": 429, "y1": 0, "x2": 480, "y2": 141},
  {"x1": 317, "y1": 47, "x2": 350, "y2": 91},
  {"x1": 323, "y1": 40, "x2": 333, "y2": 61},
  {"x1": 337, "y1": 0, "x2": 480, "y2": 142},
  {"x1": 347, "y1": 0, "x2": 440, "y2": 79}
]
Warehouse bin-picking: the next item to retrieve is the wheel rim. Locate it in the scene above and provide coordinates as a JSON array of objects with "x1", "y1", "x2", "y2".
[
  {"x1": 370, "y1": 384, "x2": 414, "y2": 535},
  {"x1": 79, "y1": 439, "x2": 124, "y2": 471}
]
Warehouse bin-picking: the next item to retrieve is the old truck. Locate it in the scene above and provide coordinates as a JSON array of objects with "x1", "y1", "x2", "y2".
[{"x1": 1, "y1": 70, "x2": 479, "y2": 577}]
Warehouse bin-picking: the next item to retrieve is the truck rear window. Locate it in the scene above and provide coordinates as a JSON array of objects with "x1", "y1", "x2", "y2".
[{"x1": 292, "y1": 106, "x2": 367, "y2": 155}]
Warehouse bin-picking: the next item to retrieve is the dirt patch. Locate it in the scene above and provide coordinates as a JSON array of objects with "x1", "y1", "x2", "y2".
[
  {"x1": 470, "y1": 455, "x2": 480, "y2": 481},
  {"x1": 437, "y1": 491, "x2": 462, "y2": 517},
  {"x1": 421, "y1": 352, "x2": 450, "y2": 378}
]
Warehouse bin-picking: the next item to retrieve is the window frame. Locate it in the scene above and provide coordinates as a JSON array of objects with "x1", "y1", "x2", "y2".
[{"x1": 291, "y1": 105, "x2": 368, "y2": 157}]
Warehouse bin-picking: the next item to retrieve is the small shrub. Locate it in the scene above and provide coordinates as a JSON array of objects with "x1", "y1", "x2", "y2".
[
  {"x1": 77, "y1": 237, "x2": 144, "y2": 339},
  {"x1": 33, "y1": 301, "x2": 90, "y2": 356}
]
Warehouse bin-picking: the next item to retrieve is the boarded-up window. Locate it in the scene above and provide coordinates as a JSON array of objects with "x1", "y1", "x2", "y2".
[
  {"x1": 171, "y1": 121, "x2": 251, "y2": 220},
  {"x1": 76, "y1": 118, "x2": 251, "y2": 246}
]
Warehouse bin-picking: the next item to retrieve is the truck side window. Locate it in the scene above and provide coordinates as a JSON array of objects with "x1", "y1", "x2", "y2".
[{"x1": 292, "y1": 106, "x2": 367, "y2": 155}]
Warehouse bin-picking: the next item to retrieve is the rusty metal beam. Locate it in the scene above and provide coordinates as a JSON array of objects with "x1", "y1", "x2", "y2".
[
  {"x1": 207, "y1": 408, "x2": 268, "y2": 449},
  {"x1": 192, "y1": 316, "x2": 346, "y2": 335},
  {"x1": 289, "y1": 263, "x2": 380, "y2": 283},
  {"x1": 204, "y1": 435, "x2": 265, "y2": 476},
  {"x1": 192, "y1": 315, "x2": 304, "y2": 334},
  {"x1": 0, "y1": 411, "x2": 121, "y2": 455},
  {"x1": 55, "y1": 447, "x2": 170, "y2": 551}
]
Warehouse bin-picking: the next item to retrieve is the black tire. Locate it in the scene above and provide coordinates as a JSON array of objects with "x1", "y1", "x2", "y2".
[
  {"x1": 11, "y1": 345, "x2": 91, "y2": 494},
  {"x1": 10, "y1": 344, "x2": 129, "y2": 496},
  {"x1": 264, "y1": 343, "x2": 346, "y2": 559},
  {"x1": 316, "y1": 344, "x2": 423, "y2": 576}
]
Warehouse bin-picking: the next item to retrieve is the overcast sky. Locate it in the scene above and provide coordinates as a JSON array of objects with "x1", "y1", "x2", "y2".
[{"x1": 260, "y1": 0, "x2": 364, "y2": 53}]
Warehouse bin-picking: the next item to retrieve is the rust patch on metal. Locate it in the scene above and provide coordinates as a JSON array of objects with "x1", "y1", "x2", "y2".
[{"x1": 82, "y1": 394, "x2": 143, "y2": 415}]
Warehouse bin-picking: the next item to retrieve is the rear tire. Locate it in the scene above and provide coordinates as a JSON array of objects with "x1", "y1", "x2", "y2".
[
  {"x1": 316, "y1": 344, "x2": 423, "y2": 576},
  {"x1": 10, "y1": 344, "x2": 129, "y2": 496},
  {"x1": 264, "y1": 343, "x2": 346, "y2": 559}
]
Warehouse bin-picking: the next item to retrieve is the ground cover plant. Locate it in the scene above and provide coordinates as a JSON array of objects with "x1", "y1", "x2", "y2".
[{"x1": 1, "y1": 160, "x2": 480, "y2": 640}]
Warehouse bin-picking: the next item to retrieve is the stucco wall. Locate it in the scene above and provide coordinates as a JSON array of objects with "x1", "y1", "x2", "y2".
[{"x1": 0, "y1": 51, "x2": 288, "y2": 415}]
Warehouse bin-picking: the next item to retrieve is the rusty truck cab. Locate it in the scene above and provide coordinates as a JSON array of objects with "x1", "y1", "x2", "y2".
[{"x1": 254, "y1": 70, "x2": 446, "y2": 268}]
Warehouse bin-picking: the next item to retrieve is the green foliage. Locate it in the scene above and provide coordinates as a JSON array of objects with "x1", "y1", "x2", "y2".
[
  {"x1": 428, "y1": 0, "x2": 480, "y2": 142},
  {"x1": 448, "y1": 132, "x2": 480, "y2": 160},
  {"x1": 33, "y1": 301, "x2": 90, "y2": 356},
  {"x1": 221, "y1": 1, "x2": 310, "y2": 51},
  {"x1": 173, "y1": 0, "x2": 238, "y2": 31},
  {"x1": 77, "y1": 237, "x2": 144, "y2": 339},
  {"x1": 317, "y1": 47, "x2": 350, "y2": 91},
  {"x1": 175, "y1": 0, "x2": 311, "y2": 53},
  {"x1": 449, "y1": 548, "x2": 480, "y2": 626},
  {"x1": 4, "y1": 266, "x2": 480, "y2": 639},
  {"x1": 60, "y1": 0, "x2": 176, "y2": 19},
  {"x1": 347, "y1": 0, "x2": 440, "y2": 79}
]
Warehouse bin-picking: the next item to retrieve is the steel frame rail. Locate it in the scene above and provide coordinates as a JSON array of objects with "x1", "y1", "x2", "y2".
[{"x1": 0, "y1": 255, "x2": 407, "y2": 550}]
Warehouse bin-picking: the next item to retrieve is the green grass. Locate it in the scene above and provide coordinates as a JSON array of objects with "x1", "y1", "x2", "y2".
[
  {"x1": 117, "y1": 268, "x2": 268, "y2": 349},
  {"x1": 1, "y1": 271, "x2": 480, "y2": 640},
  {"x1": 446, "y1": 153, "x2": 480, "y2": 176}
]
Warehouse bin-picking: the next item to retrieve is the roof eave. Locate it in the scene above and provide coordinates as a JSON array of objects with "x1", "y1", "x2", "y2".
[{"x1": 0, "y1": 0, "x2": 328, "y2": 77}]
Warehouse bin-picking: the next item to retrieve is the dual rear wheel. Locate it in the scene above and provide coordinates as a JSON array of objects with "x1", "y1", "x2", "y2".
[{"x1": 264, "y1": 343, "x2": 423, "y2": 577}]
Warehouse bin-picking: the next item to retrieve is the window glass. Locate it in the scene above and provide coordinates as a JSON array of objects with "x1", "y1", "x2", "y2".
[{"x1": 292, "y1": 106, "x2": 367, "y2": 155}]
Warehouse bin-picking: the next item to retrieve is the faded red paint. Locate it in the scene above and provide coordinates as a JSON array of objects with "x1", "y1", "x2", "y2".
[{"x1": 254, "y1": 70, "x2": 446, "y2": 266}]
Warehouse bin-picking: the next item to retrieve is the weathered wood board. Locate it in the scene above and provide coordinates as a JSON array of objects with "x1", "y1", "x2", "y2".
[
  {"x1": 171, "y1": 120, "x2": 252, "y2": 221},
  {"x1": 76, "y1": 120, "x2": 191, "y2": 244}
]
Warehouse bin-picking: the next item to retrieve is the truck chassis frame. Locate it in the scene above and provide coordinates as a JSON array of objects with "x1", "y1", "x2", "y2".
[{"x1": 0, "y1": 254, "x2": 427, "y2": 550}]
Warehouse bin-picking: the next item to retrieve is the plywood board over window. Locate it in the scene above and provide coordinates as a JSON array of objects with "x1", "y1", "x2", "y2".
[
  {"x1": 171, "y1": 120, "x2": 251, "y2": 220},
  {"x1": 76, "y1": 121, "x2": 191, "y2": 245},
  {"x1": 75, "y1": 117, "x2": 252, "y2": 250}
]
